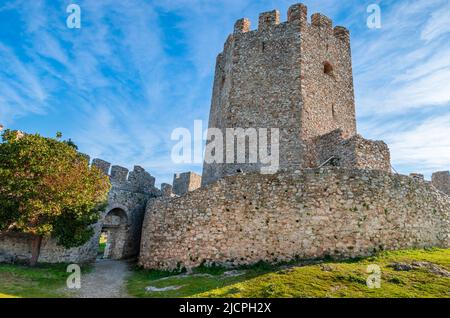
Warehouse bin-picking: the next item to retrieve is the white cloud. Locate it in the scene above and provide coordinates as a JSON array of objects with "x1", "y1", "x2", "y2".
[
  {"x1": 389, "y1": 66, "x2": 450, "y2": 109},
  {"x1": 394, "y1": 45, "x2": 450, "y2": 83},
  {"x1": 0, "y1": 43, "x2": 48, "y2": 125},
  {"x1": 386, "y1": 114, "x2": 450, "y2": 176},
  {"x1": 421, "y1": 2, "x2": 450, "y2": 42},
  {"x1": 2, "y1": 0, "x2": 450, "y2": 183}
]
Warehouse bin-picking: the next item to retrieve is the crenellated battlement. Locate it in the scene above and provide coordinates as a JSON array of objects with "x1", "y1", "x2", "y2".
[
  {"x1": 229, "y1": 3, "x2": 350, "y2": 44},
  {"x1": 110, "y1": 165, "x2": 129, "y2": 183},
  {"x1": 258, "y1": 10, "x2": 280, "y2": 30},
  {"x1": 311, "y1": 13, "x2": 332, "y2": 30},
  {"x1": 83, "y1": 155, "x2": 157, "y2": 194},
  {"x1": 81, "y1": 153, "x2": 200, "y2": 197},
  {"x1": 91, "y1": 158, "x2": 110, "y2": 175},
  {"x1": 234, "y1": 18, "x2": 251, "y2": 34},
  {"x1": 334, "y1": 26, "x2": 350, "y2": 43},
  {"x1": 160, "y1": 183, "x2": 174, "y2": 198},
  {"x1": 287, "y1": 3, "x2": 308, "y2": 25}
]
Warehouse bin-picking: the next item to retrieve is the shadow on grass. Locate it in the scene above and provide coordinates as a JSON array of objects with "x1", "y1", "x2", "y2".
[
  {"x1": 127, "y1": 248, "x2": 450, "y2": 298},
  {"x1": 126, "y1": 256, "x2": 358, "y2": 298},
  {"x1": 0, "y1": 262, "x2": 93, "y2": 298}
]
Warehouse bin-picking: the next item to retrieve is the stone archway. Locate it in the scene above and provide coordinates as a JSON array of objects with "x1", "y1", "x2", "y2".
[{"x1": 101, "y1": 208, "x2": 128, "y2": 260}]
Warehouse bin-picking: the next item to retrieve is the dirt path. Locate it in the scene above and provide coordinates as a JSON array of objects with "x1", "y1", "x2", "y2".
[{"x1": 69, "y1": 259, "x2": 133, "y2": 298}]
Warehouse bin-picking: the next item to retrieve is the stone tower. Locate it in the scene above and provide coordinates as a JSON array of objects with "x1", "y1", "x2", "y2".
[{"x1": 201, "y1": 4, "x2": 359, "y2": 186}]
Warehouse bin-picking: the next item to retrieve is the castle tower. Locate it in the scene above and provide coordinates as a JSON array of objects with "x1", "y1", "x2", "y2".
[{"x1": 202, "y1": 4, "x2": 358, "y2": 186}]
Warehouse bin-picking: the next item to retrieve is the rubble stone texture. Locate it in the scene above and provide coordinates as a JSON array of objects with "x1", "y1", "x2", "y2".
[
  {"x1": 202, "y1": 3, "x2": 390, "y2": 186},
  {"x1": 0, "y1": 159, "x2": 162, "y2": 264},
  {"x1": 139, "y1": 3, "x2": 450, "y2": 270},
  {"x1": 139, "y1": 169, "x2": 450, "y2": 270}
]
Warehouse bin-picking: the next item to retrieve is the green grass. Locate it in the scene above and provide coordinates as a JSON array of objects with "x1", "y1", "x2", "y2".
[
  {"x1": 0, "y1": 263, "x2": 92, "y2": 298},
  {"x1": 98, "y1": 242, "x2": 106, "y2": 255},
  {"x1": 98, "y1": 233, "x2": 107, "y2": 255},
  {"x1": 127, "y1": 248, "x2": 450, "y2": 298},
  {"x1": 1, "y1": 248, "x2": 448, "y2": 298}
]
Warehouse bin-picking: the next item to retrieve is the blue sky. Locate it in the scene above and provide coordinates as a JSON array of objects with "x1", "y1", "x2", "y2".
[{"x1": 0, "y1": 0, "x2": 449, "y2": 186}]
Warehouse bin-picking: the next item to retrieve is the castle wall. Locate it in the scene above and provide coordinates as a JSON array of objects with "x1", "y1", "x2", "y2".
[
  {"x1": 348, "y1": 136, "x2": 391, "y2": 171},
  {"x1": 312, "y1": 129, "x2": 390, "y2": 171},
  {"x1": 0, "y1": 159, "x2": 160, "y2": 264},
  {"x1": 139, "y1": 169, "x2": 450, "y2": 270},
  {"x1": 0, "y1": 229, "x2": 100, "y2": 264}
]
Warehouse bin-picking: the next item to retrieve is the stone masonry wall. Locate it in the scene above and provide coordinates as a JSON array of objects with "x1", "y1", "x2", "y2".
[
  {"x1": 349, "y1": 136, "x2": 391, "y2": 172},
  {"x1": 139, "y1": 169, "x2": 450, "y2": 270},
  {"x1": 202, "y1": 4, "x2": 361, "y2": 186},
  {"x1": 0, "y1": 158, "x2": 160, "y2": 264},
  {"x1": 312, "y1": 129, "x2": 391, "y2": 171},
  {"x1": 0, "y1": 231, "x2": 100, "y2": 264}
]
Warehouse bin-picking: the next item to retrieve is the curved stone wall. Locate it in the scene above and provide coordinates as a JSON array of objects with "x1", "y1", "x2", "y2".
[{"x1": 139, "y1": 168, "x2": 450, "y2": 270}]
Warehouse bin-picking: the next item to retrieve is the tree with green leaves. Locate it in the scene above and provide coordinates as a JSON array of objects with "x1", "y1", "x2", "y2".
[{"x1": 0, "y1": 129, "x2": 111, "y2": 266}]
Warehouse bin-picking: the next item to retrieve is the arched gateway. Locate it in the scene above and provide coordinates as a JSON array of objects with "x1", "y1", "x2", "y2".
[{"x1": 100, "y1": 208, "x2": 129, "y2": 260}]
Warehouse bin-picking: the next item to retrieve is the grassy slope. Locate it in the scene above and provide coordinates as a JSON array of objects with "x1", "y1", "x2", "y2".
[
  {"x1": 1, "y1": 248, "x2": 448, "y2": 298},
  {"x1": 0, "y1": 263, "x2": 92, "y2": 298},
  {"x1": 127, "y1": 248, "x2": 450, "y2": 298}
]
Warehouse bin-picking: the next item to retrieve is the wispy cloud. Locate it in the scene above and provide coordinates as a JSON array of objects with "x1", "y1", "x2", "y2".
[
  {"x1": 386, "y1": 115, "x2": 450, "y2": 176},
  {"x1": 0, "y1": 43, "x2": 48, "y2": 124},
  {"x1": 0, "y1": 0, "x2": 449, "y2": 184},
  {"x1": 421, "y1": 2, "x2": 450, "y2": 42}
]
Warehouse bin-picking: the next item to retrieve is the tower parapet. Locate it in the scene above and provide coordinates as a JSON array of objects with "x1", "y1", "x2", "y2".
[
  {"x1": 334, "y1": 26, "x2": 350, "y2": 44},
  {"x1": 111, "y1": 165, "x2": 129, "y2": 183},
  {"x1": 258, "y1": 10, "x2": 280, "y2": 30},
  {"x1": 90, "y1": 158, "x2": 158, "y2": 195},
  {"x1": 234, "y1": 18, "x2": 250, "y2": 34},
  {"x1": 311, "y1": 13, "x2": 332, "y2": 30},
  {"x1": 287, "y1": 3, "x2": 307, "y2": 26}
]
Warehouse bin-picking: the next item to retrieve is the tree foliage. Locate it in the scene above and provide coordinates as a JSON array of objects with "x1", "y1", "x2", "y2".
[{"x1": 0, "y1": 130, "x2": 111, "y2": 251}]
